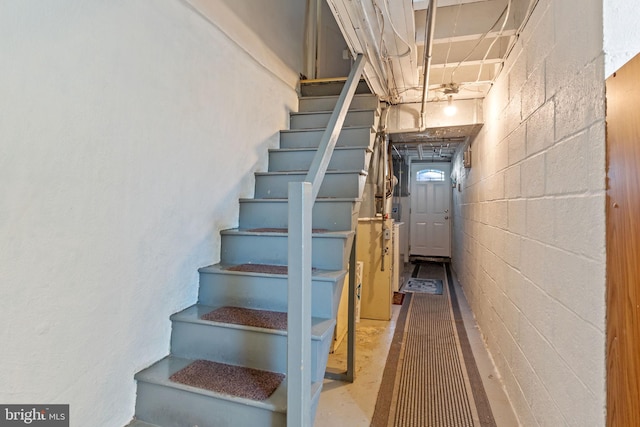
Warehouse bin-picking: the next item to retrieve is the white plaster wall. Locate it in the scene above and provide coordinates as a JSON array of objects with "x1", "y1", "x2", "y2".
[
  {"x1": 0, "y1": 1, "x2": 303, "y2": 425},
  {"x1": 450, "y1": 0, "x2": 606, "y2": 425},
  {"x1": 604, "y1": 0, "x2": 640, "y2": 77}
]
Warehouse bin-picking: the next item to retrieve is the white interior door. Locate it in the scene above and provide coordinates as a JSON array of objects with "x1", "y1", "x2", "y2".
[{"x1": 409, "y1": 162, "x2": 451, "y2": 257}]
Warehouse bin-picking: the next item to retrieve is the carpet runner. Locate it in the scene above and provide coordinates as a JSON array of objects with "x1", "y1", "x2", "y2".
[{"x1": 371, "y1": 262, "x2": 496, "y2": 427}]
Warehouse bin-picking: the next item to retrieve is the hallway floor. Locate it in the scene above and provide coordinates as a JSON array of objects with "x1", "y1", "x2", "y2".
[{"x1": 315, "y1": 263, "x2": 519, "y2": 426}]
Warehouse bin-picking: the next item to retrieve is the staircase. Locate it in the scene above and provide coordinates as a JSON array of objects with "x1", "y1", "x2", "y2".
[{"x1": 128, "y1": 82, "x2": 379, "y2": 427}]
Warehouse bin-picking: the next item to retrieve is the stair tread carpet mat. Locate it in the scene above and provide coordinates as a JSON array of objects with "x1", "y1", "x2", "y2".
[
  {"x1": 226, "y1": 263, "x2": 318, "y2": 275},
  {"x1": 371, "y1": 263, "x2": 496, "y2": 427},
  {"x1": 245, "y1": 227, "x2": 329, "y2": 233},
  {"x1": 226, "y1": 263, "x2": 288, "y2": 274},
  {"x1": 201, "y1": 306, "x2": 287, "y2": 331},
  {"x1": 169, "y1": 359, "x2": 284, "y2": 401}
]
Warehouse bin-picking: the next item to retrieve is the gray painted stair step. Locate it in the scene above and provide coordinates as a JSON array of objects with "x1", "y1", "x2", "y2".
[
  {"x1": 300, "y1": 79, "x2": 370, "y2": 97},
  {"x1": 126, "y1": 421, "x2": 161, "y2": 427},
  {"x1": 238, "y1": 198, "x2": 361, "y2": 231},
  {"x1": 135, "y1": 356, "x2": 322, "y2": 427},
  {"x1": 290, "y1": 109, "x2": 378, "y2": 130},
  {"x1": 298, "y1": 94, "x2": 379, "y2": 112},
  {"x1": 220, "y1": 229, "x2": 353, "y2": 271},
  {"x1": 130, "y1": 88, "x2": 377, "y2": 426},
  {"x1": 268, "y1": 146, "x2": 372, "y2": 172},
  {"x1": 198, "y1": 264, "x2": 346, "y2": 319},
  {"x1": 280, "y1": 125, "x2": 375, "y2": 149},
  {"x1": 254, "y1": 170, "x2": 367, "y2": 199},
  {"x1": 170, "y1": 304, "x2": 335, "y2": 382}
]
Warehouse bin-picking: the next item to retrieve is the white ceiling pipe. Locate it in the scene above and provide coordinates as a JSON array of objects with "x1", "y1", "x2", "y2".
[{"x1": 419, "y1": 0, "x2": 437, "y2": 130}]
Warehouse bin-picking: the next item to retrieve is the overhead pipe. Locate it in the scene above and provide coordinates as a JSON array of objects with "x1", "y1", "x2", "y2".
[
  {"x1": 419, "y1": 0, "x2": 437, "y2": 130},
  {"x1": 303, "y1": 0, "x2": 321, "y2": 79},
  {"x1": 379, "y1": 133, "x2": 389, "y2": 271}
]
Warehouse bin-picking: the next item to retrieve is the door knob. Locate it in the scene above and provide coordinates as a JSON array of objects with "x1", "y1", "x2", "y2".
[{"x1": 445, "y1": 216, "x2": 449, "y2": 220}]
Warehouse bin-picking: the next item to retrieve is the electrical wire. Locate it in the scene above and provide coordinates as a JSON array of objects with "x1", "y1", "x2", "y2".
[
  {"x1": 373, "y1": 1, "x2": 401, "y2": 103},
  {"x1": 378, "y1": 0, "x2": 412, "y2": 59},
  {"x1": 442, "y1": 0, "x2": 464, "y2": 85},
  {"x1": 475, "y1": 0, "x2": 512, "y2": 82},
  {"x1": 500, "y1": 0, "x2": 539, "y2": 68},
  {"x1": 450, "y1": 3, "x2": 509, "y2": 83}
]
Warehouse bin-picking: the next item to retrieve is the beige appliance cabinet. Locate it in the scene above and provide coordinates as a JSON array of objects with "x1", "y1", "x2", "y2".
[{"x1": 357, "y1": 218, "x2": 393, "y2": 320}]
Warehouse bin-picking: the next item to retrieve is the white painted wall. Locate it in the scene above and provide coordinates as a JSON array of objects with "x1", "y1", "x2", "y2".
[
  {"x1": 0, "y1": 1, "x2": 303, "y2": 425},
  {"x1": 317, "y1": 0, "x2": 351, "y2": 78},
  {"x1": 387, "y1": 99, "x2": 483, "y2": 132},
  {"x1": 450, "y1": 0, "x2": 606, "y2": 425},
  {"x1": 604, "y1": 0, "x2": 640, "y2": 77}
]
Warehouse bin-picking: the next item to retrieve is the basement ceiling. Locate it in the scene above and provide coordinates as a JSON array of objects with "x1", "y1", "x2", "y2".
[
  {"x1": 325, "y1": 0, "x2": 536, "y2": 158},
  {"x1": 390, "y1": 123, "x2": 483, "y2": 160},
  {"x1": 326, "y1": 0, "x2": 536, "y2": 104}
]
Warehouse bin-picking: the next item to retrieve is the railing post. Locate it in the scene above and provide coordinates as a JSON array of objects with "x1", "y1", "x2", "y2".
[
  {"x1": 287, "y1": 181, "x2": 313, "y2": 427},
  {"x1": 287, "y1": 54, "x2": 367, "y2": 424},
  {"x1": 346, "y1": 232, "x2": 357, "y2": 382}
]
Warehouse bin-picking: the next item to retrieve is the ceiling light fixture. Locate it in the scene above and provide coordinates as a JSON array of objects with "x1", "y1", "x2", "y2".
[{"x1": 444, "y1": 95, "x2": 457, "y2": 116}]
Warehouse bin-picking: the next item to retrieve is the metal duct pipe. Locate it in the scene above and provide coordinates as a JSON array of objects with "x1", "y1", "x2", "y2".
[{"x1": 419, "y1": 0, "x2": 437, "y2": 130}]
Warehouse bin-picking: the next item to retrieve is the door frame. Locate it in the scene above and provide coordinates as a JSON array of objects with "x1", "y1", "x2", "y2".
[{"x1": 408, "y1": 161, "x2": 452, "y2": 258}]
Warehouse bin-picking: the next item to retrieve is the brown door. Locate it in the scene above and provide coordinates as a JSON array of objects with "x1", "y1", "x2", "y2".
[{"x1": 606, "y1": 52, "x2": 640, "y2": 426}]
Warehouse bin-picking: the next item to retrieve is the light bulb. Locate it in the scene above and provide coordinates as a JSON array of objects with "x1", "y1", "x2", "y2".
[{"x1": 444, "y1": 95, "x2": 457, "y2": 116}]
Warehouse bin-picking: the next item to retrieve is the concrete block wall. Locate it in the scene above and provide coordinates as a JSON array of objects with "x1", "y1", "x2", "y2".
[
  {"x1": 0, "y1": 1, "x2": 303, "y2": 425},
  {"x1": 604, "y1": 0, "x2": 640, "y2": 77},
  {"x1": 450, "y1": 0, "x2": 606, "y2": 425}
]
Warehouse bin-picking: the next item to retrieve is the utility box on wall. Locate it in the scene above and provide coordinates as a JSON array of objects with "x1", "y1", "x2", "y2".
[{"x1": 463, "y1": 146, "x2": 472, "y2": 168}]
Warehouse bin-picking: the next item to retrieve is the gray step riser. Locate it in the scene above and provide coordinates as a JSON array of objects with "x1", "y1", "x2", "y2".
[
  {"x1": 135, "y1": 381, "x2": 288, "y2": 427},
  {"x1": 127, "y1": 421, "x2": 161, "y2": 427},
  {"x1": 290, "y1": 110, "x2": 378, "y2": 130},
  {"x1": 198, "y1": 271, "x2": 346, "y2": 319},
  {"x1": 280, "y1": 126, "x2": 375, "y2": 149},
  {"x1": 298, "y1": 95, "x2": 379, "y2": 112},
  {"x1": 239, "y1": 200, "x2": 361, "y2": 232},
  {"x1": 268, "y1": 149, "x2": 371, "y2": 173},
  {"x1": 255, "y1": 172, "x2": 366, "y2": 199},
  {"x1": 300, "y1": 80, "x2": 371, "y2": 97},
  {"x1": 170, "y1": 321, "x2": 333, "y2": 382},
  {"x1": 220, "y1": 233, "x2": 352, "y2": 271}
]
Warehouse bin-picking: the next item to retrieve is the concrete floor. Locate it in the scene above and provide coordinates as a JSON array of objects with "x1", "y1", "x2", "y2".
[{"x1": 315, "y1": 265, "x2": 519, "y2": 427}]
